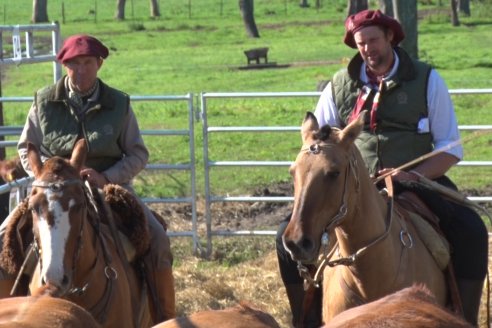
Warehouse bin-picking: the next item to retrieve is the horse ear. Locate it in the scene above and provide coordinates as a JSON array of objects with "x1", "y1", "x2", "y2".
[
  {"x1": 301, "y1": 112, "x2": 319, "y2": 143},
  {"x1": 70, "y1": 139, "x2": 88, "y2": 171},
  {"x1": 340, "y1": 110, "x2": 366, "y2": 146},
  {"x1": 26, "y1": 142, "x2": 43, "y2": 178}
]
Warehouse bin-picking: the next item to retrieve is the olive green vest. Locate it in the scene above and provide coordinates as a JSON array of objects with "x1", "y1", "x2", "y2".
[
  {"x1": 35, "y1": 77, "x2": 130, "y2": 172},
  {"x1": 332, "y1": 48, "x2": 433, "y2": 176}
]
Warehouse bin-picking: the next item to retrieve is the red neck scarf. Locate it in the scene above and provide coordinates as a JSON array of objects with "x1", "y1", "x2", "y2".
[{"x1": 348, "y1": 80, "x2": 384, "y2": 131}]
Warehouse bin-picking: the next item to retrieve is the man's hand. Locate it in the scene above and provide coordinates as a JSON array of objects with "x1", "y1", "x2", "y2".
[
  {"x1": 377, "y1": 168, "x2": 419, "y2": 182},
  {"x1": 80, "y1": 168, "x2": 109, "y2": 188}
]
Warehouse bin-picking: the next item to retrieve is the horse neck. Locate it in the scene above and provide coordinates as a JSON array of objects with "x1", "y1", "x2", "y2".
[
  {"x1": 335, "y1": 163, "x2": 396, "y2": 261},
  {"x1": 74, "y1": 214, "x2": 102, "y2": 276}
]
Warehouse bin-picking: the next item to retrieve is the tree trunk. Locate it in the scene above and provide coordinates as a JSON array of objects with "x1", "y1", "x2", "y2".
[
  {"x1": 239, "y1": 0, "x2": 260, "y2": 38},
  {"x1": 347, "y1": 0, "x2": 368, "y2": 16},
  {"x1": 458, "y1": 0, "x2": 470, "y2": 16},
  {"x1": 115, "y1": 0, "x2": 125, "y2": 20},
  {"x1": 32, "y1": 0, "x2": 49, "y2": 23},
  {"x1": 299, "y1": 0, "x2": 310, "y2": 8},
  {"x1": 450, "y1": 0, "x2": 460, "y2": 26},
  {"x1": 392, "y1": 0, "x2": 418, "y2": 59},
  {"x1": 378, "y1": 0, "x2": 393, "y2": 15},
  {"x1": 150, "y1": 0, "x2": 160, "y2": 17}
]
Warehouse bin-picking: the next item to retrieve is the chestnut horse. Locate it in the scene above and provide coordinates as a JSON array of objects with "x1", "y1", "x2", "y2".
[
  {"x1": 4, "y1": 140, "x2": 152, "y2": 328},
  {"x1": 283, "y1": 112, "x2": 447, "y2": 323},
  {"x1": 324, "y1": 285, "x2": 471, "y2": 328},
  {"x1": 0, "y1": 292, "x2": 101, "y2": 328},
  {"x1": 154, "y1": 302, "x2": 281, "y2": 328}
]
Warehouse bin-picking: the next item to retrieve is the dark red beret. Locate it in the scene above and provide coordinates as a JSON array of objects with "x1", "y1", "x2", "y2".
[
  {"x1": 56, "y1": 35, "x2": 109, "y2": 63},
  {"x1": 343, "y1": 9, "x2": 405, "y2": 49}
]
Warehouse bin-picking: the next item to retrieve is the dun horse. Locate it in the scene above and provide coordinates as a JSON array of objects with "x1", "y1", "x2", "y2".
[
  {"x1": 283, "y1": 112, "x2": 447, "y2": 323},
  {"x1": 0, "y1": 140, "x2": 153, "y2": 328}
]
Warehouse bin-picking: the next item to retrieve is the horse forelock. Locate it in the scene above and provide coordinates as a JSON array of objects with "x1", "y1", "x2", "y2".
[
  {"x1": 313, "y1": 125, "x2": 332, "y2": 142},
  {"x1": 41, "y1": 157, "x2": 79, "y2": 180}
]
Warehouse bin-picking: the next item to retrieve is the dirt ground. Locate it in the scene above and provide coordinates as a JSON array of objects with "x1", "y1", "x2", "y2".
[{"x1": 151, "y1": 182, "x2": 492, "y2": 328}]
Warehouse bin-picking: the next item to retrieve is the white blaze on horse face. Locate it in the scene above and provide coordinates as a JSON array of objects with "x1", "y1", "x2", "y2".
[{"x1": 38, "y1": 189, "x2": 75, "y2": 287}]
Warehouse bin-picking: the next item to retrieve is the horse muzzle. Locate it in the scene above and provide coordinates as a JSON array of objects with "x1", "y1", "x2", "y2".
[{"x1": 282, "y1": 234, "x2": 318, "y2": 263}]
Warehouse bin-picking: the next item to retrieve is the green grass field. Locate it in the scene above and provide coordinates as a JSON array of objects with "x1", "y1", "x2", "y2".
[
  {"x1": 2, "y1": 2, "x2": 492, "y2": 326},
  {"x1": 1, "y1": 0, "x2": 492, "y2": 198}
]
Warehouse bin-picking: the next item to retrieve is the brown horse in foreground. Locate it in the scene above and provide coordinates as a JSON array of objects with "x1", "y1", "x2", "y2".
[
  {"x1": 0, "y1": 292, "x2": 100, "y2": 327},
  {"x1": 324, "y1": 285, "x2": 471, "y2": 328},
  {"x1": 283, "y1": 112, "x2": 447, "y2": 323},
  {"x1": 0, "y1": 140, "x2": 153, "y2": 328},
  {"x1": 154, "y1": 302, "x2": 281, "y2": 328}
]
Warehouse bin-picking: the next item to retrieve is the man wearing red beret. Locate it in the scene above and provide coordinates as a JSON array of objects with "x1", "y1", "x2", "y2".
[
  {"x1": 0, "y1": 35, "x2": 176, "y2": 323},
  {"x1": 276, "y1": 9, "x2": 487, "y2": 327}
]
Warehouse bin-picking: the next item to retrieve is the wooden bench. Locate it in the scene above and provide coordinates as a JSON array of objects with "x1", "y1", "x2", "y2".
[{"x1": 244, "y1": 47, "x2": 269, "y2": 65}]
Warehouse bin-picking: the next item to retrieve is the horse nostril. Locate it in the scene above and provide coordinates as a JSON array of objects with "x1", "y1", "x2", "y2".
[
  {"x1": 62, "y1": 275, "x2": 69, "y2": 286},
  {"x1": 301, "y1": 237, "x2": 314, "y2": 252}
]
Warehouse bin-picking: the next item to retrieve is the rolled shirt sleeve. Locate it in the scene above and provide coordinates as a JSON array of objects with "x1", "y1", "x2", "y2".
[{"x1": 426, "y1": 70, "x2": 463, "y2": 161}]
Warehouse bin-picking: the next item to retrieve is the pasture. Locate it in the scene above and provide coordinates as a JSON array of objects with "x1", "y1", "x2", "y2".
[{"x1": 1, "y1": 0, "x2": 492, "y2": 327}]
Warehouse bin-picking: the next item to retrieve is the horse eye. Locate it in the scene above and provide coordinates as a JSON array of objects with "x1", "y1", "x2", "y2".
[{"x1": 326, "y1": 171, "x2": 340, "y2": 179}]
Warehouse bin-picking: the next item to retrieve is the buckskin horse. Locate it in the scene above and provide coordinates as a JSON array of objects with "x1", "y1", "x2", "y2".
[
  {"x1": 0, "y1": 289, "x2": 101, "y2": 328},
  {"x1": 0, "y1": 139, "x2": 153, "y2": 328},
  {"x1": 282, "y1": 112, "x2": 447, "y2": 324}
]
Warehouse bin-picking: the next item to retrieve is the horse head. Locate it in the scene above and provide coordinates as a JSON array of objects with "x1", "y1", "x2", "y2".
[
  {"x1": 283, "y1": 111, "x2": 365, "y2": 262},
  {"x1": 27, "y1": 139, "x2": 88, "y2": 296}
]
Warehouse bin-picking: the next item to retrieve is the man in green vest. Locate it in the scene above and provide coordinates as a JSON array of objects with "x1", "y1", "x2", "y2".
[
  {"x1": 0, "y1": 35, "x2": 176, "y2": 323},
  {"x1": 276, "y1": 9, "x2": 488, "y2": 327}
]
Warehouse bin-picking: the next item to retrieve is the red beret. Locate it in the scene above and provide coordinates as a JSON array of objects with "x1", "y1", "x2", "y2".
[
  {"x1": 343, "y1": 9, "x2": 405, "y2": 49},
  {"x1": 56, "y1": 35, "x2": 109, "y2": 64}
]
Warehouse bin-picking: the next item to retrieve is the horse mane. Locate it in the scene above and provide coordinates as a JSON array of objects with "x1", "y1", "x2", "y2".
[
  {"x1": 102, "y1": 184, "x2": 150, "y2": 258},
  {"x1": 0, "y1": 198, "x2": 31, "y2": 275}
]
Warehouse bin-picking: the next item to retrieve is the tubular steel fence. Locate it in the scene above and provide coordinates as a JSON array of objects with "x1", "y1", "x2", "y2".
[{"x1": 1, "y1": 24, "x2": 491, "y2": 254}]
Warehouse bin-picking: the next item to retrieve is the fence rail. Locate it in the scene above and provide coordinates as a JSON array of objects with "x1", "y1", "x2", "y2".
[
  {"x1": 0, "y1": 94, "x2": 200, "y2": 253},
  {"x1": 200, "y1": 90, "x2": 492, "y2": 254},
  {"x1": 1, "y1": 89, "x2": 491, "y2": 255}
]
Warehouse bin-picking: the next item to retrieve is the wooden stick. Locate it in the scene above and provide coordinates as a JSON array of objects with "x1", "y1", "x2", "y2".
[
  {"x1": 373, "y1": 139, "x2": 463, "y2": 184},
  {"x1": 374, "y1": 130, "x2": 491, "y2": 184}
]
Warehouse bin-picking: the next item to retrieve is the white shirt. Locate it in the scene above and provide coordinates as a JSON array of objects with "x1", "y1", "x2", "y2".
[{"x1": 314, "y1": 52, "x2": 463, "y2": 160}]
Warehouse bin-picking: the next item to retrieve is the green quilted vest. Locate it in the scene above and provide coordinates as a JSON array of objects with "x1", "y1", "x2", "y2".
[
  {"x1": 35, "y1": 77, "x2": 129, "y2": 172},
  {"x1": 332, "y1": 48, "x2": 433, "y2": 176}
]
